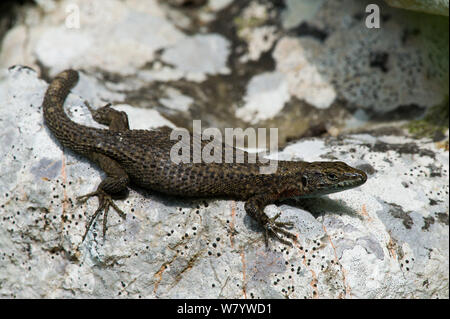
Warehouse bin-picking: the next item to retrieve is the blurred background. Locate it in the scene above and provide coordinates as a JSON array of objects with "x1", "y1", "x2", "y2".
[{"x1": 0, "y1": 0, "x2": 448, "y2": 147}]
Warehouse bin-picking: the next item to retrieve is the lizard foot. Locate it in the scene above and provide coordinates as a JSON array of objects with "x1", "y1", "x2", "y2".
[
  {"x1": 77, "y1": 190, "x2": 126, "y2": 242},
  {"x1": 264, "y1": 213, "x2": 297, "y2": 247}
]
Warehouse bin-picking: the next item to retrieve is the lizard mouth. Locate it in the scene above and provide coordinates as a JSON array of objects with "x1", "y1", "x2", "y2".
[
  {"x1": 304, "y1": 170, "x2": 367, "y2": 197},
  {"x1": 344, "y1": 170, "x2": 367, "y2": 185},
  {"x1": 336, "y1": 179, "x2": 364, "y2": 190},
  {"x1": 337, "y1": 171, "x2": 367, "y2": 189}
]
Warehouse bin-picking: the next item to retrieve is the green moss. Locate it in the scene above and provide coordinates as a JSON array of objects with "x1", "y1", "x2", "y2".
[
  {"x1": 407, "y1": 96, "x2": 449, "y2": 138},
  {"x1": 234, "y1": 16, "x2": 266, "y2": 33}
]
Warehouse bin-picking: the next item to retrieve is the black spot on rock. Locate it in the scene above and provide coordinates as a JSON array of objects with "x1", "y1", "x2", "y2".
[
  {"x1": 389, "y1": 203, "x2": 413, "y2": 229},
  {"x1": 291, "y1": 22, "x2": 328, "y2": 42},
  {"x1": 369, "y1": 51, "x2": 389, "y2": 73},
  {"x1": 421, "y1": 216, "x2": 435, "y2": 231}
]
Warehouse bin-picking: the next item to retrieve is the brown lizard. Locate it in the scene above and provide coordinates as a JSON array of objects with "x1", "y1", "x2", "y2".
[{"x1": 42, "y1": 70, "x2": 367, "y2": 246}]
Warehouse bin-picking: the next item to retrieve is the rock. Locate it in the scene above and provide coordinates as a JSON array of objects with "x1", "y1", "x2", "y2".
[
  {"x1": 160, "y1": 34, "x2": 231, "y2": 82},
  {"x1": 0, "y1": 66, "x2": 448, "y2": 298},
  {"x1": 0, "y1": 0, "x2": 448, "y2": 299}
]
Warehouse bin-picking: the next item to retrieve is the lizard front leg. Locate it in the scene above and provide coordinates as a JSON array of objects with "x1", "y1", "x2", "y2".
[
  {"x1": 244, "y1": 194, "x2": 297, "y2": 247},
  {"x1": 77, "y1": 152, "x2": 130, "y2": 242},
  {"x1": 76, "y1": 103, "x2": 131, "y2": 241}
]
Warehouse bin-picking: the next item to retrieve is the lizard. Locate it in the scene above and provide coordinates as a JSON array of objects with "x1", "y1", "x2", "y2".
[{"x1": 42, "y1": 69, "x2": 367, "y2": 246}]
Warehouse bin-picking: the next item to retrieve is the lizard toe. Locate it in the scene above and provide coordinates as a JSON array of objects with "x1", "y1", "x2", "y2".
[
  {"x1": 79, "y1": 190, "x2": 126, "y2": 242},
  {"x1": 264, "y1": 221, "x2": 296, "y2": 248}
]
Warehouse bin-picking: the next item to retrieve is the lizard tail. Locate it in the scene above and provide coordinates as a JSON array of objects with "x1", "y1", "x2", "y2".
[
  {"x1": 42, "y1": 69, "x2": 82, "y2": 146},
  {"x1": 43, "y1": 69, "x2": 79, "y2": 119}
]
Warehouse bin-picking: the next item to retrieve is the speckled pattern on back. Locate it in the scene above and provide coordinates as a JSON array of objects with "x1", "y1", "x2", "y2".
[{"x1": 42, "y1": 70, "x2": 367, "y2": 246}]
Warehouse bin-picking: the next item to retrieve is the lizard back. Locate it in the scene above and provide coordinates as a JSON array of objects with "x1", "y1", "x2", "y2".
[{"x1": 42, "y1": 70, "x2": 280, "y2": 200}]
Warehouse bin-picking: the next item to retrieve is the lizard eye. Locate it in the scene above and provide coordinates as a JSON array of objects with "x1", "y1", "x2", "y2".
[{"x1": 328, "y1": 173, "x2": 338, "y2": 180}]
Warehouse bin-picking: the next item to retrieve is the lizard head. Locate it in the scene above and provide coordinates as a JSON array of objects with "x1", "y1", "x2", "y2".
[{"x1": 299, "y1": 161, "x2": 367, "y2": 197}]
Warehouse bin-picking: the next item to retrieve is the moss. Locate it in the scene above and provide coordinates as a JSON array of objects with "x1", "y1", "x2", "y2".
[
  {"x1": 234, "y1": 16, "x2": 267, "y2": 35},
  {"x1": 406, "y1": 96, "x2": 449, "y2": 139}
]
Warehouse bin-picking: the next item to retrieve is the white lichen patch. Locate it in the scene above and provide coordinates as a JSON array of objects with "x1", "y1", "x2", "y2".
[
  {"x1": 161, "y1": 34, "x2": 231, "y2": 82},
  {"x1": 18, "y1": 0, "x2": 185, "y2": 75},
  {"x1": 137, "y1": 64, "x2": 184, "y2": 83},
  {"x1": 281, "y1": 0, "x2": 327, "y2": 29},
  {"x1": 34, "y1": 27, "x2": 94, "y2": 73},
  {"x1": 235, "y1": 71, "x2": 290, "y2": 123},
  {"x1": 273, "y1": 139, "x2": 328, "y2": 161},
  {"x1": 159, "y1": 87, "x2": 194, "y2": 113},
  {"x1": 235, "y1": 1, "x2": 279, "y2": 63},
  {"x1": 239, "y1": 26, "x2": 278, "y2": 62},
  {"x1": 273, "y1": 37, "x2": 337, "y2": 109},
  {"x1": 240, "y1": 1, "x2": 270, "y2": 23}
]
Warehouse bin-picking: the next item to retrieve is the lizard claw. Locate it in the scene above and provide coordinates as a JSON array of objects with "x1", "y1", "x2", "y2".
[
  {"x1": 77, "y1": 190, "x2": 126, "y2": 242},
  {"x1": 263, "y1": 213, "x2": 297, "y2": 247}
]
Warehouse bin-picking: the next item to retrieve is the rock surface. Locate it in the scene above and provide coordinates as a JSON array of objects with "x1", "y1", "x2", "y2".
[{"x1": 0, "y1": 67, "x2": 448, "y2": 298}]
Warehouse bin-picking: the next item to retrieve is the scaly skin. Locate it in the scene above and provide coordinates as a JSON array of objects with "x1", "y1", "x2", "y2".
[{"x1": 43, "y1": 70, "x2": 367, "y2": 246}]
